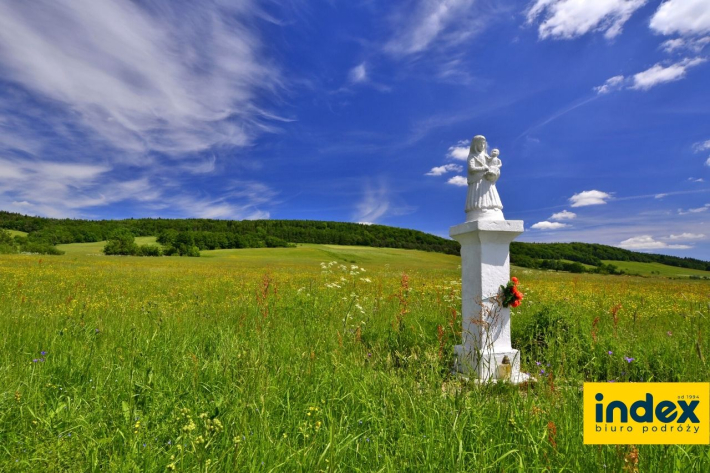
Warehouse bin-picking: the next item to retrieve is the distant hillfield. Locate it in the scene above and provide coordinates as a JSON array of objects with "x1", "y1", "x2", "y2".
[{"x1": 1, "y1": 211, "x2": 709, "y2": 276}]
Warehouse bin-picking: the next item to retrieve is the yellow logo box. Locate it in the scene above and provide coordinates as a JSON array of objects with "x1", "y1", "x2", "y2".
[{"x1": 584, "y1": 383, "x2": 710, "y2": 445}]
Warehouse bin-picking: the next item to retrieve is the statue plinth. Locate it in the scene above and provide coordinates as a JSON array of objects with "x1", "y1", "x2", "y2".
[{"x1": 450, "y1": 219, "x2": 530, "y2": 384}]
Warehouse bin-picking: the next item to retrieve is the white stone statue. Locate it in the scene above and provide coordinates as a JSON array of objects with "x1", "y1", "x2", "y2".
[{"x1": 465, "y1": 135, "x2": 504, "y2": 221}]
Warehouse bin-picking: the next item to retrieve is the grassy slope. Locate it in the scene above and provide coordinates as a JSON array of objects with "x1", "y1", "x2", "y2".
[
  {"x1": 4, "y1": 229, "x2": 28, "y2": 237},
  {"x1": 55, "y1": 238, "x2": 710, "y2": 278},
  {"x1": 56, "y1": 236, "x2": 158, "y2": 256},
  {"x1": 1, "y1": 245, "x2": 709, "y2": 470},
  {"x1": 602, "y1": 260, "x2": 710, "y2": 278},
  {"x1": 56, "y1": 240, "x2": 459, "y2": 271}
]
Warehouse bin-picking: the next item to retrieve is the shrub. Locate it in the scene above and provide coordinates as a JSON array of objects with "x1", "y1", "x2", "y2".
[
  {"x1": 104, "y1": 233, "x2": 139, "y2": 256},
  {"x1": 138, "y1": 244, "x2": 162, "y2": 257}
]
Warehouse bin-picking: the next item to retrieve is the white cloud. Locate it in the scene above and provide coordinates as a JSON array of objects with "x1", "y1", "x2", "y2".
[
  {"x1": 595, "y1": 58, "x2": 706, "y2": 95},
  {"x1": 569, "y1": 190, "x2": 612, "y2": 207},
  {"x1": 531, "y1": 221, "x2": 570, "y2": 230},
  {"x1": 618, "y1": 235, "x2": 692, "y2": 250},
  {"x1": 384, "y1": 0, "x2": 478, "y2": 56},
  {"x1": 630, "y1": 57, "x2": 706, "y2": 90},
  {"x1": 0, "y1": 154, "x2": 275, "y2": 219},
  {"x1": 655, "y1": 193, "x2": 668, "y2": 199},
  {"x1": 349, "y1": 63, "x2": 368, "y2": 83},
  {"x1": 354, "y1": 181, "x2": 390, "y2": 223},
  {"x1": 661, "y1": 36, "x2": 710, "y2": 53},
  {"x1": 164, "y1": 185, "x2": 273, "y2": 220},
  {"x1": 447, "y1": 140, "x2": 470, "y2": 160},
  {"x1": 705, "y1": 157, "x2": 710, "y2": 167},
  {"x1": 688, "y1": 177, "x2": 704, "y2": 182},
  {"x1": 650, "y1": 0, "x2": 710, "y2": 36},
  {"x1": 0, "y1": 1, "x2": 284, "y2": 219},
  {"x1": 0, "y1": 0, "x2": 279, "y2": 157},
  {"x1": 678, "y1": 204, "x2": 710, "y2": 214},
  {"x1": 665, "y1": 232, "x2": 706, "y2": 240},
  {"x1": 447, "y1": 176, "x2": 468, "y2": 187},
  {"x1": 594, "y1": 75, "x2": 626, "y2": 94},
  {"x1": 426, "y1": 163, "x2": 463, "y2": 176},
  {"x1": 693, "y1": 139, "x2": 710, "y2": 152},
  {"x1": 526, "y1": 0, "x2": 647, "y2": 40},
  {"x1": 550, "y1": 210, "x2": 577, "y2": 220}
]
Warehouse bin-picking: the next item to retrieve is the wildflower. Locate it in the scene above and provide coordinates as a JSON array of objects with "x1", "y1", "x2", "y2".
[
  {"x1": 41, "y1": 351, "x2": 47, "y2": 356},
  {"x1": 625, "y1": 357, "x2": 635, "y2": 363},
  {"x1": 667, "y1": 331, "x2": 672, "y2": 337},
  {"x1": 535, "y1": 361, "x2": 541, "y2": 366},
  {"x1": 608, "y1": 351, "x2": 613, "y2": 355},
  {"x1": 540, "y1": 369, "x2": 546, "y2": 375}
]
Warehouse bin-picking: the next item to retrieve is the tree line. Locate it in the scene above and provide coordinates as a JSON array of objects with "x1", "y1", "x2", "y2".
[{"x1": 1, "y1": 211, "x2": 708, "y2": 273}]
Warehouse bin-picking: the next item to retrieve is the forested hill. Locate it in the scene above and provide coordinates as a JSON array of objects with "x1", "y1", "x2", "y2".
[
  {"x1": 1, "y1": 211, "x2": 709, "y2": 272},
  {"x1": 511, "y1": 241, "x2": 710, "y2": 272},
  {"x1": 0, "y1": 211, "x2": 459, "y2": 255}
]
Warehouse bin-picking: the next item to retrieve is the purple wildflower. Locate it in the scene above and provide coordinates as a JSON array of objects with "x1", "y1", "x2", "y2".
[
  {"x1": 41, "y1": 351, "x2": 47, "y2": 356},
  {"x1": 608, "y1": 351, "x2": 613, "y2": 355},
  {"x1": 535, "y1": 361, "x2": 541, "y2": 366},
  {"x1": 32, "y1": 359, "x2": 38, "y2": 363},
  {"x1": 624, "y1": 357, "x2": 634, "y2": 363},
  {"x1": 540, "y1": 369, "x2": 546, "y2": 375}
]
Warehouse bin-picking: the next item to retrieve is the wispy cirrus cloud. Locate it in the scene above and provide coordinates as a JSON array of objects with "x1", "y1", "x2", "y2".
[
  {"x1": 661, "y1": 36, "x2": 710, "y2": 53},
  {"x1": 0, "y1": 0, "x2": 280, "y2": 157},
  {"x1": 353, "y1": 179, "x2": 415, "y2": 224},
  {"x1": 384, "y1": 0, "x2": 478, "y2": 56},
  {"x1": 0, "y1": 0, "x2": 282, "y2": 218},
  {"x1": 526, "y1": 0, "x2": 647, "y2": 40},
  {"x1": 678, "y1": 203, "x2": 710, "y2": 214},
  {"x1": 665, "y1": 232, "x2": 706, "y2": 240}
]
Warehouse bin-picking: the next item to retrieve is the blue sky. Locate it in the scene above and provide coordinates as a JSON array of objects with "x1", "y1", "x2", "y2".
[{"x1": 0, "y1": 0, "x2": 709, "y2": 258}]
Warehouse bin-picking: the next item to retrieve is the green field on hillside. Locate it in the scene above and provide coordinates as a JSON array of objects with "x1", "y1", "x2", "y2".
[
  {"x1": 602, "y1": 260, "x2": 710, "y2": 278},
  {"x1": 1, "y1": 245, "x2": 709, "y2": 470},
  {"x1": 56, "y1": 236, "x2": 159, "y2": 256},
  {"x1": 53, "y1": 237, "x2": 710, "y2": 278}
]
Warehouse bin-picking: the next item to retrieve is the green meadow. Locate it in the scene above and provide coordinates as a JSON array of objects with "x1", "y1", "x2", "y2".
[{"x1": 1, "y1": 244, "x2": 709, "y2": 471}]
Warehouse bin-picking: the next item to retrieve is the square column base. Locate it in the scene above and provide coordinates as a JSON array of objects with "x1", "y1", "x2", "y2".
[{"x1": 454, "y1": 345, "x2": 532, "y2": 385}]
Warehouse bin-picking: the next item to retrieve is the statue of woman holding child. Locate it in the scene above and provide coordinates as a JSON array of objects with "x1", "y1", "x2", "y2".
[{"x1": 465, "y1": 135, "x2": 505, "y2": 222}]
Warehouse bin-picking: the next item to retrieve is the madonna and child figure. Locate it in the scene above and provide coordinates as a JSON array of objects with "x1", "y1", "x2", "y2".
[{"x1": 465, "y1": 135, "x2": 504, "y2": 221}]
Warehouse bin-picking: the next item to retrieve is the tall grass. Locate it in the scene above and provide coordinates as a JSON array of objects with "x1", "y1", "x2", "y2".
[{"x1": 0, "y1": 253, "x2": 708, "y2": 471}]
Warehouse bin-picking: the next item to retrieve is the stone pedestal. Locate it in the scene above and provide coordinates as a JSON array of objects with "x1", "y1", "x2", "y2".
[{"x1": 450, "y1": 219, "x2": 529, "y2": 383}]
